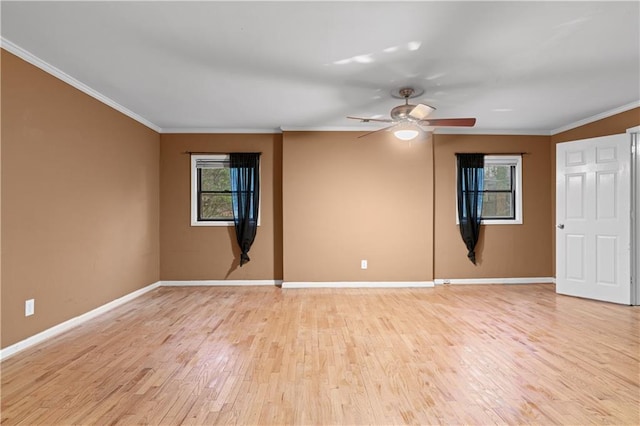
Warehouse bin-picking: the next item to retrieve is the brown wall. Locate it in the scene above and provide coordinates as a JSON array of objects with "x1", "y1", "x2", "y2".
[
  {"x1": 433, "y1": 134, "x2": 553, "y2": 279},
  {"x1": 2, "y1": 43, "x2": 637, "y2": 350},
  {"x1": 282, "y1": 131, "x2": 434, "y2": 282},
  {"x1": 1, "y1": 50, "x2": 160, "y2": 348},
  {"x1": 551, "y1": 108, "x2": 640, "y2": 144},
  {"x1": 160, "y1": 134, "x2": 283, "y2": 280}
]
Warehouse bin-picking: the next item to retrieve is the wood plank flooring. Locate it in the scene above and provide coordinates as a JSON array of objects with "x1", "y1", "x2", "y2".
[{"x1": 1, "y1": 284, "x2": 639, "y2": 425}]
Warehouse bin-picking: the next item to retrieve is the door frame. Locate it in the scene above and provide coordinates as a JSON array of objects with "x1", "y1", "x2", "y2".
[{"x1": 629, "y1": 126, "x2": 639, "y2": 305}]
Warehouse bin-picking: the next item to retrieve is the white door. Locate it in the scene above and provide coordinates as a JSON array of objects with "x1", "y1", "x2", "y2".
[
  {"x1": 631, "y1": 128, "x2": 640, "y2": 305},
  {"x1": 556, "y1": 134, "x2": 631, "y2": 304}
]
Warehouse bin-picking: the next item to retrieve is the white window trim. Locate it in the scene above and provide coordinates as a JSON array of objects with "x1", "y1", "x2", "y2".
[
  {"x1": 190, "y1": 154, "x2": 262, "y2": 227},
  {"x1": 191, "y1": 154, "x2": 233, "y2": 226},
  {"x1": 456, "y1": 155, "x2": 523, "y2": 225}
]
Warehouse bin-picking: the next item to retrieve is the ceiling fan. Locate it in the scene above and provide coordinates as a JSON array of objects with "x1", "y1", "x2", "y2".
[{"x1": 347, "y1": 87, "x2": 476, "y2": 140}]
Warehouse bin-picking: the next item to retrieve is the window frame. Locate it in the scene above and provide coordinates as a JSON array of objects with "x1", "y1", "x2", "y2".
[
  {"x1": 191, "y1": 154, "x2": 234, "y2": 227},
  {"x1": 456, "y1": 155, "x2": 523, "y2": 225},
  {"x1": 190, "y1": 154, "x2": 262, "y2": 227}
]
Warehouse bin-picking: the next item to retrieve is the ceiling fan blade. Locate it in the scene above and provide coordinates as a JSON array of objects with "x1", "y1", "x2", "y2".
[
  {"x1": 347, "y1": 116, "x2": 394, "y2": 123},
  {"x1": 418, "y1": 118, "x2": 476, "y2": 127},
  {"x1": 357, "y1": 124, "x2": 397, "y2": 138},
  {"x1": 409, "y1": 104, "x2": 436, "y2": 120}
]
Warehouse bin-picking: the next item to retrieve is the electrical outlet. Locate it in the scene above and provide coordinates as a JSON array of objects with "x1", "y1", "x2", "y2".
[
  {"x1": 25, "y1": 299, "x2": 35, "y2": 317},
  {"x1": 361, "y1": 259, "x2": 368, "y2": 269}
]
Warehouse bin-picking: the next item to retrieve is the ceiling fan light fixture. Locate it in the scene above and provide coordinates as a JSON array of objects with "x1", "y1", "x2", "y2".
[
  {"x1": 347, "y1": 86, "x2": 477, "y2": 139},
  {"x1": 394, "y1": 128, "x2": 419, "y2": 141}
]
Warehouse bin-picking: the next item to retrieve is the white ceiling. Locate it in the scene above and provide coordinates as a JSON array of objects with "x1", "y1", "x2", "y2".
[{"x1": 2, "y1": 1, "x2": 639, "y2": 134}]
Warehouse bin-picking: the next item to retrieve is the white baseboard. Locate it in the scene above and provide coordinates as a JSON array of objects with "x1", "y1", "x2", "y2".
[
  {"x1": 282, "y1": 281, "x2": 435, "y2": 289},
  {"x1": 434, "y1": 277, "x2": 555, "y2": 285},
  {"x1": 0, "y1": 279, "x2": 285, "y2": 360},
  {"x1": 161, "y1": 280, "x2": 283, "y2": 287},
  {"x1": 0, "y1": 281, "x2": 162, "y2": 361},
  {"x1": 7, "y1": 277, "x2": 554, "y2": 360}
]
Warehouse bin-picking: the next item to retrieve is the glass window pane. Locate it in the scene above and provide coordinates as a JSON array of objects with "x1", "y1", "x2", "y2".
[
  {"x1": 482, "y1": 192, "x2": 514, "y2": 219},
  {"x1": 200, "y1": 193, "x2": 233, "y2": 220},
  {"x1": 484, "y1": 165, "x2": 512, "y2": 190},
  {"x1": 200, "y1": 168, "x2": 231, "y2": 191}
]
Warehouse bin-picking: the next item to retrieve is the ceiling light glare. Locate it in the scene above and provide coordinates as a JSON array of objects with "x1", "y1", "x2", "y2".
[
  {"x1": 407, "y1": 41, "x2": 422, "y2": 51},
  {"x1": 394, "y1": 129, "x2": 419, "y2": 141},
  {"x1": 425, "y1": 72, "x2": 446, "y2": 80},
  {"x1": 353, "y1": 54, "x2": 373, "y2": 64}
]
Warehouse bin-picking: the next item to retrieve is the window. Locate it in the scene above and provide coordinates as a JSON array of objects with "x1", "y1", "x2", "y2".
[
  {"x1": 191, "y1": 154, "x2": 233, "y2": 226},
  {"x1": 457, "y1": 155, "x2": 523, "y2": 225},
  {"x1": 482, "y1": 155, "x2": 522, "y2": 222},
  {"x1": 190, "y1": 154, "x2": 262, "y2": 226}
]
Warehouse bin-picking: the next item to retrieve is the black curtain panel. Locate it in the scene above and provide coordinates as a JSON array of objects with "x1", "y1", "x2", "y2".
[
  {"x1": 456, "y1": 154, "x2": 485, "y2": 265},
  {"x1": 230, "y1": 153, "x2": 261, "y2": 266}
]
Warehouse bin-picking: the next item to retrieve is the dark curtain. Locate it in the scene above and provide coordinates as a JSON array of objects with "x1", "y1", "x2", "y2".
[
  {"x1": 230, "y1": 153, "x2": 261, "y2": 266},
  {"x1": 456, "y1": 154, "x2": 484, "y2": 265}
]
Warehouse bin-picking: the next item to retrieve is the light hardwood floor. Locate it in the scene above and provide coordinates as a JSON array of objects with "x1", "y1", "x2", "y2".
[{"x1": 1, "y1": 284, "x2": 638, "y2": 425}]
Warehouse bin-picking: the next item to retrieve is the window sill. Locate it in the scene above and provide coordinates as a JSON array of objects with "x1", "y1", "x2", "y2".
[
  {"x1": 455, "y1": 218, "x2": 523, "y2": 226},
  {"x1": 191, "y1": 220, "x2": 234, "y2": 227},
  {"x1": 481, "y1": 219, "x2": 523, "y2": 225},
  {"x1": 191, "y1": 220, "x2": 262, "y2": 227}
]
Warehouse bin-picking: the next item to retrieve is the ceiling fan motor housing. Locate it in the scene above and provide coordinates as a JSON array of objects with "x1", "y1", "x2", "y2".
[
  {"x1": 390, "y1": 104, "x2": 418, "y2": 120},
  {"x1": 346, "y1": 86, "x2": 474, "y2": 132}
]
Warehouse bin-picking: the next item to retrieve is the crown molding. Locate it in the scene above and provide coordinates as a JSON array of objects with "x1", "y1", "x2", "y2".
[
  {"x1": 1, "y1": 37, "x2": 161, "y2": 133},
  {"x1": 433, "y1": 127, "x2": 551, "y2": 136},
  {"x1": 280, "y1": 126, "x2": 381, "y2": 132},
  {"x1": 550, "y1": 100, "x2": 640, "y2": 135},
  {"x1": 282, "y1": 126, "x2": 551, "y2": 136},
  {"x1": 4, "y1": 37, "x2": 636, "y2": 137},
  {"x1": 161, "y1": 127, "x2": 281, "y2": 134}
]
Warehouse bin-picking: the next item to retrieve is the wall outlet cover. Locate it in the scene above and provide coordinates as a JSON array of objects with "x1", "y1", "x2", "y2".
[{"x1": 25, "y1": 299, "x2": 35, "y2": 316}]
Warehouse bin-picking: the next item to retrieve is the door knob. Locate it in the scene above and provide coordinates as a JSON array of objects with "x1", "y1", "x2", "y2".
[{"x1": 557, "y1": 224, "x2": 565, "y2": 229}]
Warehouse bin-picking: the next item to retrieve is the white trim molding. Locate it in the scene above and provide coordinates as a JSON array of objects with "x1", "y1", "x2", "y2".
[
  {"x1": 0, "y1": 281, "x2": 162, "y2": 361},
  {"x1": 629, "y1": 126, "x2": 639, "y2": 305},
  {"x1": 434, "y1": 277, "x2": 555, "y2": 285},
  {"x1": 282, "y1": 281, "x2": 435, "y2": 289},
  {"x1": 433, "y1": 128, "x2": 551, "y2": 136},
  {"x1": 3, "y1": 36, "x2": 637, "y2": 138},
  {"x1": 162, "y1": 280, "x2": 282, "y2": 287},
  {"x1": 162, "y1": 127, "x2": 281, "y2": 134},
  {"x1": 0, "y1": 279, "x2": 285, "y2": 360},
  {"x1": 1, "y1": 37, "x2": 161, "y2": 133},
  {"x1": 281, "y1": 126, "x2": 551, "y2": 136},
  {"x1": 551, "y1": 101, "x2": 640, "y2": 135}
]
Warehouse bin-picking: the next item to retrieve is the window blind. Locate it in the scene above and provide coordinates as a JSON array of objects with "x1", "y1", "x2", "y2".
[{"x1": 194, "y1": 157, "x2": 229, "y2": 169}]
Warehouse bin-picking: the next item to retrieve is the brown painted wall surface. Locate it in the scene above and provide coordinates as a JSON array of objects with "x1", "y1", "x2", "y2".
[
  {"x1": 160, "y1": 134, "x2": 283, "y2": 280},
  {"x1": 549, "y1": 107, "x2": 640, "y2": 275},
  {"x1": 1, "y1": 50, "x2": 160, "y2": 348},
  {"x1": 2, "y1": 42, "x2": 636, "y2": 349},
  {"x1": 433, "y1": 134, "x2": 552, "y2": 279},
  {"x1": 282, "y1": 131, "x2": 434, "y2": 282},
  {"x1": 551, "y1": 108, "x2": 640, "y2": 144}
]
